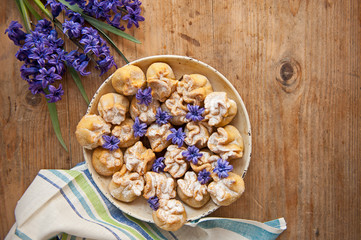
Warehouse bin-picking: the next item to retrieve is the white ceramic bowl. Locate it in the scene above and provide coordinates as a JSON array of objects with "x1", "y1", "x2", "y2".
[{"x1": 83, "y1": 55, "x2": 252, "y2": 223}]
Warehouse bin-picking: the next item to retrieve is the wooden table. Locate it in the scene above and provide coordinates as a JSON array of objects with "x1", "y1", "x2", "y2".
[{"x1": 1, "y1": 0, "x2": 360, "y2": 239}]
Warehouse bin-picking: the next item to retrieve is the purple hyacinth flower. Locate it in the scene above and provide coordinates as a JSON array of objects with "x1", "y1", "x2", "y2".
[
  {"x1": 28, "y1": 43, "x2": 53, "y2": 67},
  {"x1": 166, "y1": 128, "x2": 186, "y2": 148},
  {"x1": 62, "y1": 20, "x2": 82, "y2": 38},
  {"x1": 67, "y1": 51, "x2": 91, "y2": 76},
  {"x1": 45, "y1": 30, "x2": 64, "y2": 47},
  {"x1": 28, "y1": 81, "x2": 44, "y2": 95},
  {"x1": 5, "y1": 21, "x2": 26, "y2": 46},
  {"x1": 80, "y1": 35, "x2": 101, "y2": 56},
  {"x1": 66, "y1": 10, "x2": 85, "y2": 24},
  {"x1": 81, "y1": 27, "x2": 99, "y2": 36},
  {"x1": 152, "y1": 157, "x2": 165, "y2": 173},
  {"x1": 96, "y1": 54, "x2": 117, "y2": 76},
  {"x1": 213, "y1": 158, "x2": 233, "y2": 179},
  {"x1": 65, "y1": 0, "x2": 86, "y2": 7},
  {"x1": 20, "y1": 64, "x2": 39, "y2": 80},
  {"x1": 45, "y1": 84, "x2": 64, "y2": 103},
  {"x1": 102, "y1": 135, "x2": 120, "y2": 151},
  {"x1": 110, "y1": 13, "x2": 124, "y2": 29},
  {"x1": 136, "y1": 87, "x2": 152, "y2": 106},
  {"x1": 133, "y1": 117, "x2": 147, "y2": 137},
  {"x1": 155, "y1": 107, "x2": 172, "y2": 125},
  {"x1": 198, "y1": 169, "x2": 211, "y2": 185},
  {"x1": 182, "y1": 145, "x2": 203, "y2": 164},
  {"x1": 122, "y1": 6, "x2": 145, "y2": 28},
  {"x1": 35, "y1": 19, "x2": 53, "y2": 34},
  {"x1": 147, "y1": 196, "x2": 159, "y2": 211},
  {"x1": 46, "y1": 0, "x2": 65, "y2": 18},
  {"x1": 36, "y1": 67, "x2": 62, "y2": 88},
  {"x1": 186, "y1": 104, "x2": 205, "y2": 122},
  {"x1": 24, "y1": 31, "x2": 45, "y2": 48}
]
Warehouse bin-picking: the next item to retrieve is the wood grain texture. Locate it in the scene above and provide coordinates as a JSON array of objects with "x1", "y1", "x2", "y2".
[{"x1": 0, "y1": 0, "x2": 360, "y2": 239}]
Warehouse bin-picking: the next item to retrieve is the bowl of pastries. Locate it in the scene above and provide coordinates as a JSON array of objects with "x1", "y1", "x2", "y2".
[{"x1": 75, "y1": 55, "x2": 251, "y2": 231}]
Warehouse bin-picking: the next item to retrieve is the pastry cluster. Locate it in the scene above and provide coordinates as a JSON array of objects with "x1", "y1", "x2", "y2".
[{"x1": 75, "y1": 62, "x2": 245, "y2": 231}]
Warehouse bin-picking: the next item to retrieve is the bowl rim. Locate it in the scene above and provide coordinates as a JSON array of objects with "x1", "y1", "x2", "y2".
[{"x1": 84, "y1": 54, "x2": 252, "y2": 223}]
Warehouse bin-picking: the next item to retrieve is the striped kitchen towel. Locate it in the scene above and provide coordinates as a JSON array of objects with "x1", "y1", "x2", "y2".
[{"x1": 6, "y1": 162, "x2": 286, "y2": 240}]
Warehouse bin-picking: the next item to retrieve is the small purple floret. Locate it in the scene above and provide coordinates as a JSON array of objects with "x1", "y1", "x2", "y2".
[
  {"x1": 102, "y1": 135, "x2": 120, "y2": 151},
  {"x1": 152, "y1": 157, "x2": 165, "y2": 173},
  {"x1": 147, "y1": 196, "x2": 159, "y2": 211},
  {"x1": 5, "y1": 21, "x2": 26, "y2": 46},
  {"x1": 166, "y1": 128, "x2": 186, "y2": 148},
  {"x1": 186, "y1": 104, "x2": 205, "y2": 122},
  {"x1": 136, "y1": 87, "x2": 152, "y2": 106},
  {"x1": 182, "y1": 145, "x2": 202, "y2": 164},
  {"x1": 133, "y1": 117, "x2": 147, "y2": 137},
  {"x1": 198, "y1": 169, "x2": 211, "y2": 185},
  {"x1": 46, "y1": 84, "x2": 64, "y2": 103},
  {"x1": 155, "y1": 107, "x2": 172, "y2": 125},
  {"x1": 213, "y1": 158, "x2": 233, "y2": 179}
]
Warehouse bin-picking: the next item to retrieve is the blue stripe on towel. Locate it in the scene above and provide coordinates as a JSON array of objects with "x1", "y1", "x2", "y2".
[{"x1": 38, "y1": 173, "x2": 122, "y2": 240}]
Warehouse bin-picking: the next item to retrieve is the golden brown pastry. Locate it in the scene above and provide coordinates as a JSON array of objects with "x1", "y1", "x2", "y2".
[
  {"x1": 130, "y1": 96, "x2": 160, "y2": 125},
  {"x1": 177, "y1": 171, "x2": 210, "y2": 208},
  {"x1": 207, "y1": 172, "x2": 245, "y2": 206},
  {"x1": 190, "y1": 149, "x2": 219, "y2": 173},
  {"x1": 152, "y1": 199, "x2": 187, "y2": 231},
  {"x1": 164, "y1": 145, "x2": 189, "y2": 178},
  {"x1": 92, "y1": 147, "x2": 123, "y2": 176},
  {"x1": 184, "y1": 121, "x2": 213, "y2": 149},
  {"x1": 177, "y1": 74, "x2": 213, "y2": 105},
  {"x1": 143, "y1": 172, "x2": 176, "y2": 200},
  {"x1": 97, "y1": 93, "x2": 129, "y2": 125},
  {"x1": 204, "y1": 92, "x2": 237, "y2": 127},
  {"x1": 207, "y1": 125, "x2": 244, "y2": 160},
  {"x1": 111, "y1": 65, "x2": 146, "y2": 96},
  {"x1": 145, "y1": 123, "x2": 172, "y2": 152},
  {"x1": 124, "y1": 141, "x2": 156, "y2": 175},
  {"x1": 75, "y1": 114, "x2": 111, "y2": 149},
  {"x1": 109, "y1": 165, "x2": 145, "y2": 202},
  {"x1": 112, "y1": 118, "x2": 139, "y2": 148},
  {"x1": 161, "y1": 92, "x2": 189, "y2": 126},
  {"x1": 146, "y1": 62, "x2": 178, "y2": 102}
]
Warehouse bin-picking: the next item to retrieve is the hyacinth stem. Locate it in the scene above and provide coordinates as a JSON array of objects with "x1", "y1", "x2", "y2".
[
  {"x1": 68, "y1": 65, "x2": 90, "y2": 105},
  {"x1": 47, "y1": 102, "x2": 68, "y2": 152},
  {"x1": 16, "y1": 0, "x2": 32, "y2": 32},
  {"x1": 33, "y1": 0, "x2": 53, "y2": 20},
  {"x1": 23, "y1": 0, "x2": 42, "y2": 21},
  {"x1": 93, "y1": 26, "x2": 129, "y2": 64}
]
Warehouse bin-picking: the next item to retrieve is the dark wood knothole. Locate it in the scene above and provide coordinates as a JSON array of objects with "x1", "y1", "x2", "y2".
[
  {"x1": 25, "y1": 91, "x2": 42, "y2": 106},
  {"x1": 275, "y1": 57, "x2": 301, "y2": 93}
]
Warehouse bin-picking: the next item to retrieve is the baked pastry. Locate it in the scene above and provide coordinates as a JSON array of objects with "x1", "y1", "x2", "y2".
[
  {"x1": 145, "y1": 123, "x2": 172, "y2": 152},
  {"x1": 75, "y1": 114, "x2": 111, "y2": 149},
  {"x1": 190, "y1": 149, "x2": 219, "y2": 173},
  {"x1": 97, "y1": 93, "x2": 129, "y2": 125},
  {"x1": 143, "y1": 172, "x2": 176, "y2": 200},
  {"x1": 207, "y1": 125, "x2": 244, "y2": 160},
  {"x1": 152, "y1": 199, "x2": 187, "y2": 231},
  {"x1": 112, "y1": 118, "x2": 139, "y2": 148},
  {"x1": 130, "y1": 96, "x2": 160, "y2": 125},
  {"x1": 92, "y1": 147, "x2": 123, "y2": 176},
  {"x1": 124, "y1": 141, "x2": 156, "y2": 175},
  {"x1": 177, "y1": 74, "x2": 213, "y2": 105},
  {"x1": 109, "y1": 165, "x2": 145, "y2": 202},
  {"x1": 207, "y1": 172, "x2": 245, "y2": 206},
  {"x1": 111, "y1": 65, "x2": 146, "y2": 96},
  {"x1": 164, "y1": 145, "x2": 188, "y2": 178},
  {"x1": 161, "y1": 92, "x2": 189, "y2": 125},
  {"x1": 146, "y1": 62, "x2": 178, "y2": 102},
  {"x1": 184, "y1": 121, "x2": 213, "y2": 149},
  {"x1": 177, "y1": 171, "x2": 210, "y2": 208},
  {"x1": 204, "y1": 92, "x2": 237, "y2": 127}
]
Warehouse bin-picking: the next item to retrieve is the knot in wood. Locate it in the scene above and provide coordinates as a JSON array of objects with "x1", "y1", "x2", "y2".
[
  {"x1": 275, "y1": 58, "x2": 301, "y2": 93},
  {"x1": 25, "y1": 92, "x2": 42, "y2": 106}
]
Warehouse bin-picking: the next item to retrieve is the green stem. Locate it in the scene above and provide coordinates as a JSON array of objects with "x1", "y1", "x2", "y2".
[
  {"x1": 23, "y1": 0, "x2": 42, "y2": 20},
  {"x1": 17, "y1": 0, "x2": 32, "y2": 32},
  {"x1": 47, "y1": 102, "x2": 68, "y2": 152},
  {"x1": 96, "y1": 27, "x2": 129, "y2": 64},
  {"x1": 33, "y1": 0, "x2": 53, "y2": 20},
  {"x1": 67, "y1": 65, "x2": 90, "y2": 105}
]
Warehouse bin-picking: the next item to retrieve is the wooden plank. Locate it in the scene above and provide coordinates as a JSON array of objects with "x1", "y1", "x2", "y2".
[{"x1": 0, "y1": 0, "x2": 360, "y2": 239}]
